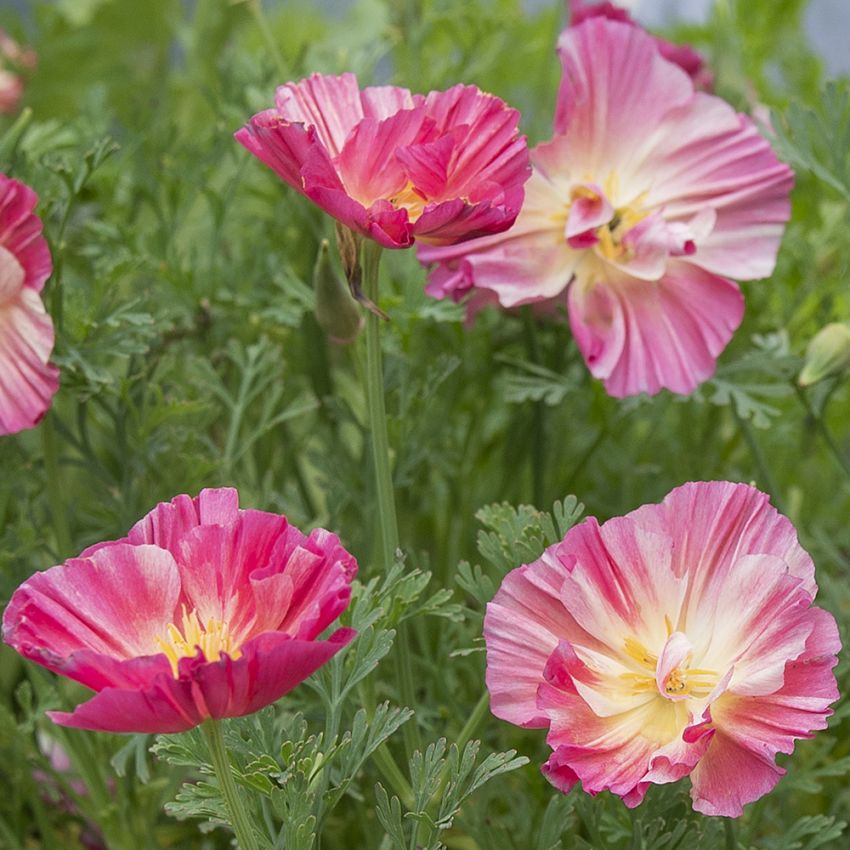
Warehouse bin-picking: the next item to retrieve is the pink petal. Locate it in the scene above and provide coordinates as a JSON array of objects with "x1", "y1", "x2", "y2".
[
  {"x1": 418, "y1": 169, "x2": 579, "y2": 305},
  {"x1": 3, "y1": 543, "x2": 181, "y2": 668},
  {"x1": 484, "y1": 543, "x2": 605, "y2": 728},
  {"x1": 0, "y1": 287, "x2": 59, "y2": 435},
  {"x1": 274, "y1": 72, "x2": 366, "y2": 158},
  {"x1": 567, "y1": 259, "x2": 744, "y2": 397},
  {"x1": 626, "y1": 482, "x2": 817, "y2": 602},
  {"x1": 47, "y1": 629, "x2": 356, "y2": 734},
  {"x1": 0, "y1": 175, "x2": 52, "y2": 292},
  {"x1": 554, "y1": 18, "x2": 694, "y2": 176},
  {"x1": 336, "y1": 107, "x2": 434, "y2": 204},
  {"x1": 636, "y1": 93, "x2": 793, "y2": 280}
]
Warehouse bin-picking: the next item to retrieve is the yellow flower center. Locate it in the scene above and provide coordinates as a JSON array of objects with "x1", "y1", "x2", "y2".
[
  {"x1": 155, "y1": 607, "x2": 241, "y2": 677},
  {"x1": 620, "y1": 635, "x2": 718, "y2": 701},
  {"x1": 389, "y1": 181, "x2": 429, "y2": 221}
]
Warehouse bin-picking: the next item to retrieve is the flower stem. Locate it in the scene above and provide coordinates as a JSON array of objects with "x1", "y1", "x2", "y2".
[
  {"x1": 361, "y1": 241, "x2": 422, "y2": 761},
  {"x1": 794, "y1": 383, "x2": 850, "y2": 479},
  {"x1": 246, "y1": 0, "x2": 287, "y2": 78},
  {"x1": 201, "y1": 720, "x2": 259, "y2": 850},
  {"x1": 41, "y1": 412, "x2": 72, "y2": 556}
]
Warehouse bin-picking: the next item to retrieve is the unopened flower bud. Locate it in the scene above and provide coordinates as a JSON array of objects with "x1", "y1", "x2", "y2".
[
  {"x1": 313, "y1": 239, "x2": 364, "y2": 344},
  {"x1": 799, "y1": 322, "x2": 850, "y2": 387}
]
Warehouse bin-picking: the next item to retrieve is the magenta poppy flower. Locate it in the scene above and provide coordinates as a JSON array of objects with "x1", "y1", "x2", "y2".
[
  {"x1": 3, "y1": 488, "x2": 357, "y2": 733},
  {"x1": 235, "y1": 72, "x2": 530, "y2": 249},
  {"x1": 419, "y1": 18, "x2": 793, "y2": 398},
  {"x1": 484, "y1": 482, "x2": 840, "y2": 816},
  {"x1": 567, "y1": 1, "x2": 713, "y2": 90},
  {"x1": 0, "y1": 174, "x2": 57, "y2": 435}
]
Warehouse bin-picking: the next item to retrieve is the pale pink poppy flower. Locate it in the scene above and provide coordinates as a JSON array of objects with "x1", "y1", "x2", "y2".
[
  {"x1": 419, "y1": 18, "x2": 793, "y2": 397},
  {"x1": 484, "y1": 481, "x2": 840, "y2": 816},
  {"x1": 3, "y1": 488, "x2": 357, "y2": 733},
  {"x1": 235, "y1": 72, "x2": 530, "y2": 249},
  {"x1": 0, "y1": 174, "x2": 57, "y2": 435}
]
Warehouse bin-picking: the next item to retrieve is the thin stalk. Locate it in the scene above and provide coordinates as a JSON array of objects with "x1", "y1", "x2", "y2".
[
  {"x1": 521, "y1": 309, "x2": 546, "y2": 506},
  {"x1": 732, "y1": 407, "x2": 784, "y2": 512},
  {"x1": 41, "y1": 413, "x2": 72, "y2": 556},
  {"x1": 794, "y1": 384, "x2": 850, "y2": 479},
  {"x1": 724, "y1": 818, "x2": 738, "y2": 850},
  {"x1": 455, "y1": 691, "x2": 489, "y2": 752},
  {"x1": 247, "y1": 0, "x2": 287, "y2": 78},
  {"x1": 361, "y1": 240, "x2": 422, "y2": 761},
  {"x1": 201, "y1": 720, "x2": 260, "y2": 850}
]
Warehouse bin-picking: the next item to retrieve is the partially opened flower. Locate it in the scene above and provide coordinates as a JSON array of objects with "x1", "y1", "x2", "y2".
[
  {"x1": 235, "y1": 72, "x2": 530, "y2": 249},
  {"x1": 484, "y1": 481, "x2": 840, "y2": 816},
  {"x1": 3, "y1": 488, "x2": 357, "y2": 733},
  {"x1": 419, "y1": 18, "x2": 793, "y2": 397},
  {"x1": 0, "y1": 173, "x2": 58, "y2": 435}
]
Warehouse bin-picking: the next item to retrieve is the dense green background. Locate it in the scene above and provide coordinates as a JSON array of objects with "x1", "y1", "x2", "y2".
[{"x1": 0, "y1": 1, "x2": 848, "y2": 848}]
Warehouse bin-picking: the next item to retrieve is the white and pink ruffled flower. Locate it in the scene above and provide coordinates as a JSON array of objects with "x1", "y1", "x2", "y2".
[
  {"x1": 484, "y1": 481, "x2": 840, "y2": 816},
  {"x1": 235, "y1": 72, "x2": 530, "y2": 249},
  {"x1": 419, "y1": 18, "x2": 793, "y2": 397},
  {"x1": 0, "y1": 174, "x2": 57, "y2": 435}
]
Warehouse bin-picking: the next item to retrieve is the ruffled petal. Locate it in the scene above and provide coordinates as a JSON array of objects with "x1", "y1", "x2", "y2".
[
  {"x1": 0, "y1": 174, "x2": 52, "y2": 292},
  {"x1": 47, "y1": 629, "x2": 356, "y2": 734},
  {"x1": 484, "y1": 543, "x2": 605, "y2": 728},
  {"x1": 567, "y1": 260, "x2": 744, "y2": 397},
  {"x1": 0, "y1": 287, "x2": 58, "y2": 435},
  {"x1": 274, "y1": 72, "x2": 366, "y2": 157},
  {"x1": 554, "y1": 18, "x2": 694, "y2": 179},
  {"x1": 2, "y1": 543, "x2": 180, "y2": 665}
]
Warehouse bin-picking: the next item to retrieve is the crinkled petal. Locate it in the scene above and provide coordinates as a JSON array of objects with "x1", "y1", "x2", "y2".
[
  {"x1": 0, "y1": 287, "x2": 59, "y2": 435},
  {"x1": 0, "y1": 174, "x2": 52, "y2": 292},
  {"x1": 568, "y1": 260, "x2": 744, "y2": 397},
  {"x1": 47, "y1": 629, "x2": 356, "y2": 734},
  {"x1": 555, "y1": 18, "x2": 693, "y2": 179},
  {"x1": 3, "y1": 543, "x2": 180, "y2": 666}
]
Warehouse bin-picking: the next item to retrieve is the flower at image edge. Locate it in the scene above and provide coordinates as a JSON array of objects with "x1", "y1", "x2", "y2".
[
  {"x1": 2, "y1": 488, "x2": 358, "y2": 733},
  {"x1": 0, "y1": 173, "x2": 57, "y2": 435},
  {"x1": 419, "y1": 18, "x2": 794, "y2": 398},
  {"x1": 484, "y1": 481, "x2": 840, "y2": 816},
  {"x1": 235, "y1": 72, "x2": 530, "y2": 249}
]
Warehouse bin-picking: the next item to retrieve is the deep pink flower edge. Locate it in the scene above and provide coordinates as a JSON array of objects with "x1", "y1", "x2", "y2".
[
  {"x1": 3, "y1": 488, "x2": 358, "y2": 733},
  {"x1": 235, "y1": 72, "x2": 530, "y2": 249}
]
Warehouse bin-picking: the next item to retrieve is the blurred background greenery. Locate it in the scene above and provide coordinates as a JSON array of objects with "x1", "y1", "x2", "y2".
[{"x1": 0, "y1": 1, "x2": 848, "y2": 848}]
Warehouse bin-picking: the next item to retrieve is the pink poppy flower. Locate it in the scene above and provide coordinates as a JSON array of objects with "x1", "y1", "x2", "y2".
[
  {"x1": 3, "y1": 488, "x2": 358, "y2": 734},
  {"x1": 235, "y1": 72, "x2": 530, "y2": 249},
  {"x1": 0, "y1": 174, "x2": 57, "y2": 435},
  {"x1": 484, "y1": 481, "x2": 840, "y2": 816},
  {"x1": 419, "y1": 18, "x2": 793, "y2": 397},
  {"x1": 566, "y1": 1, "x2": 714, "y2": 91}
]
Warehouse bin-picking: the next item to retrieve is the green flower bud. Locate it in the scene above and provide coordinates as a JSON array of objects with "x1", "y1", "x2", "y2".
[
  {"x1": 798, "y1": 322, "x2": 850, "y2": 387},
  {"x1": 313, "y1": 239, "x2": 364, "y2": 344}
]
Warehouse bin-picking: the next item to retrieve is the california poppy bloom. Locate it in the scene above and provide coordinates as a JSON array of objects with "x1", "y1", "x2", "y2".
[
  {"x1": 0, "y1": 174, "x2": 57, "y2": 435},
  {"x1": 484, "y1": 481, "x2": 839, "y2": 816},
  {"x1": 235, "y1": 72, "x2": 530, "y2": 249},
  {"x1": 419, "y1": 18, "x2": 793, "y2": 398},
  {"x1": 3, "y1": 488, "x2": 357, "y2": 733}
]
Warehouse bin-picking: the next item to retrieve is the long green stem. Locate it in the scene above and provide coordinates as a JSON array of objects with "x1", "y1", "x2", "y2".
[
  {"x1": 247, "y1": 0, "x2": 287, "y2": 78},
  {"x1": 361, "y1": 241, "x2": 422, "y2": 761},
  {"x1": 732, "y1": 407, "x2": 784, "y2": 512},
  {"x1": 794, "y1": 384, "x2": 850, "y2": 479},
  {"x1": 41, "y1": 413, "x2": 72, "y2": 556},
  {"x1": 201, "y1": 720, "x2": 260, "y2": 850}
]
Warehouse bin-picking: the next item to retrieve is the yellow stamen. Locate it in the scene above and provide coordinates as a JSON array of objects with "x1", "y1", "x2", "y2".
[
  {"x1": 389, "y1": 181, "x2": 429, "y2": 221},
  {"x1": 623, "y1": 636, "x2": 657, "y2": 668},
  {"x1": 155, "y1": 608, "x2": 241, "y2": 677}
]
